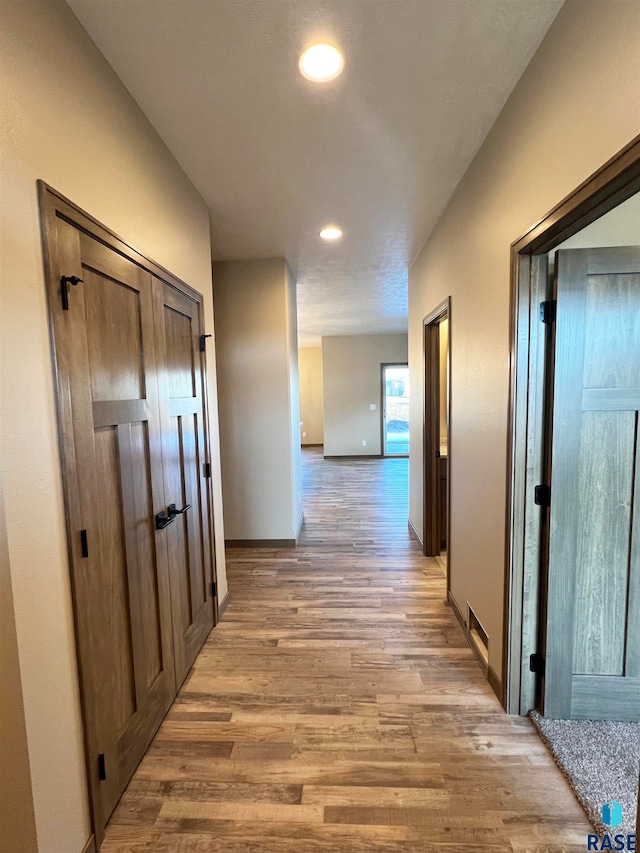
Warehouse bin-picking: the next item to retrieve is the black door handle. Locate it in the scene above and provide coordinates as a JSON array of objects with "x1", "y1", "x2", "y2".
[
  {"x1": 168, "y1": 502, "x2": 191, "y2": 517},
  {"x1": 155, "y1": 510, "x2": 175, "y2": 530}
]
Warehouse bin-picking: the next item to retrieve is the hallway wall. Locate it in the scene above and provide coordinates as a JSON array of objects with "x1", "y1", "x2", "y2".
[
  {"x1": 299, "y1": 347, "x2": 324, "y2": 445},
  {"x1": 286, "y1": 262, "x2": 304, "y2": 538},
  {"x1": 0, "y1": 466, "x2": 38, "y2": 853},
  {"x1": 323, "y1": 334, "x2": 408, "y2": 456},
  {"x1": 408, "y1": 0, "x2": 640, "y2": 686},
  {"x1": 0, "y1": 0, "x2": 227, "y2": 848},
  {"x1": 213, "y1": 258, "x2": 303, "y2": 543}
]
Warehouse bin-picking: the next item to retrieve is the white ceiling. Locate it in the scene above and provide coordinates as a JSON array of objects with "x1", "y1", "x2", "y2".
[{"x1": 66, "y1": 0, "x2": 563, "y2": 346}]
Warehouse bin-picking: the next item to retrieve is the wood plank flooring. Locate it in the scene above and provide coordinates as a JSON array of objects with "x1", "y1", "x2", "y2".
[{"x1": 101, "y1": 448, "x2": 591, "y2": 852}]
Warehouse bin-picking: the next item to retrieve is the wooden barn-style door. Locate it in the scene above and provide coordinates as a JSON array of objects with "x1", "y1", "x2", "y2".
[
  {"x1": 543, "y1": 246, "x2": 640, "y2": 721},
  {"x1": 39, "y1": 184, "x2": 217, "y2": 845}
]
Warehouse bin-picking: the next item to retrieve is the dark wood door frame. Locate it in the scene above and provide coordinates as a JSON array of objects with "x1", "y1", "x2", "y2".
[
  {"x1": 380, "y1": 362, "x2": 409, "y2": 457},
  {"x1": 503, "y1": 134, "x2": 640, "y2": 714},
  {"x1": 422, "y1": 298, "x2": 451, "y2": 586},
  {"x1": 38, "y1": 182, "x2": 219, "y2": 847}
]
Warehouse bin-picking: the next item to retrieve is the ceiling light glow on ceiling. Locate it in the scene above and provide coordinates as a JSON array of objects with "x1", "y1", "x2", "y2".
[
  {"x1": 299, "y1": 44, "x2": 344, "y2": 82},
  {"x1": 320, "y1": 226, "x2": 343, "y2": 241}
]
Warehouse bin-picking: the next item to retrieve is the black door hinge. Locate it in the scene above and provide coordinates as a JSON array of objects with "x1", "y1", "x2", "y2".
[
  {"x1": 539, "y1": 300, "x2": 557, "y2": 324},
  {"x1": 98, "y1": 753, "x2": 106, "y2": 781},
  {"x1": 61, "y1": 275, "x2": 83, "y2": 310},
  {"x1": 211, "y1": 581, "x2": 217, "y2": 597},
  {"x1": 529, "y1": 652, "x2": 546, "y2": 676},
  {"x1": 204, "y1": 462, "x2": 211, "y2": 478},
  {"x1": 199, "y1": 334, "x2": 212, "y2": 352},
  {"x1": 80, "y1": 529, "x2": 89, "y2": 558},
  {"x1": 534, "y1": 484, "x2": 551, "y2": 507}
]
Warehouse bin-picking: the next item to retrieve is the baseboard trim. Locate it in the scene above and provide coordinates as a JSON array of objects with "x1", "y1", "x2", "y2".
[
  {"x1": 225, "y1": 538, "x2": 296, "y2": 548},
  {"x1": 487, "y1": 665, "x2": 503, "y2": 704},
  {"x1": 218, "y1": 590, "x2": 230, "y2": 618},
  {"x1": 82, "y1": 835, "x2": 96, "y2": 853},
  {"x1": 408, "y1": 519, "x2": 423, "y2": 546},
  {"x1": 447, "y1": 590, "x2": 492, "y2": 681},
  {"x1": 302, "y1": 443, "x2": 323, "y2": 448},
  {"x1": 323, "y1": 454, "x2": 382, "y2": 460},
  {"x1": 447, "y1": 589, "x2": 467, "y2": 633}
]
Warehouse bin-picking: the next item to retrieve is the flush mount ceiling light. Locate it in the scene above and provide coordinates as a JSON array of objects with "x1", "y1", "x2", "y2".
[
  {"x1": 320, "y1": 225, "x2": 343, "y2": 241},
  {"x1": 299, "y1": 44, "x2": 344, "y2": 82}
]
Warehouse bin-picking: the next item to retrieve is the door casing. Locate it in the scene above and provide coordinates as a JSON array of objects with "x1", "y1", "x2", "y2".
[
  {"x1": 503, "y1": 134, "x2": 640, "y2": 714},
  {"x1": 422, "y1": 299, "x2": 451, "y2": 588}
]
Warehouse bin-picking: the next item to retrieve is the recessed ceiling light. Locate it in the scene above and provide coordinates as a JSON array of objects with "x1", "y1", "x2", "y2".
[
  {"x1": 320, "y1": 225, "x2": 343, "y2": 241},
  {"x1": 299, "y1": 44, "x2": 344, "y2": 82}
]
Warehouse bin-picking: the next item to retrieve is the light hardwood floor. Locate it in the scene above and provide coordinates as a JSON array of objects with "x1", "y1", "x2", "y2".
[{"x1": 101, "y1": 448, "x2": 591, "y2": 852}]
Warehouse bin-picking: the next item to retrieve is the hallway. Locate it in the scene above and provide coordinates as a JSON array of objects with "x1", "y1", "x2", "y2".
[{"x1": 101, "y1": 449, "x2": 590, "y2": 852}]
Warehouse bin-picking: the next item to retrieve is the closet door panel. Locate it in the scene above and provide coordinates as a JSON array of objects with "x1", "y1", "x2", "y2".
[
  {"x1": 92, "y1": 424, "x2": 137, "y2": 733},
  {"x1": 154, "y1": 280, "x2": 215, "y2": 685},
  {"x1": 50, "y1": 222, "x2": 176, "y2": 830},
  {"x1": 123, "y1": 420, "x2": 165, "y2": 691},
  {"x1": 41, "y1": 189, "x2": 220, "y2": 846}
]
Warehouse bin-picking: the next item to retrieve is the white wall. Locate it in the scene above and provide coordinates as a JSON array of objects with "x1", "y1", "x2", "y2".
[
  {"x1": 0, "y1": 0, "x2": 227, "y2": 848},
  {"x1": 322, "y1": 334, "x2": 408, "y2": 456},
  {"x1": 299, "y1": 347, "x2": 324, "y2": 445},
  {"x1": 213, "y1": 258, "x2": 302, "y2": 542},
  {"x1": 409, "y1": 0, "x2": 640, "y2": 685}
]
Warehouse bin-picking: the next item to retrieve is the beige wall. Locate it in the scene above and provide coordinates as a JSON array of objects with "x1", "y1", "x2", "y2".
[
  {"x1": 285, "y1": 263, "x2": 304, "y2": 534},
  {"x1": 409, "y1": 0, "x2": 640, "y2": 682},
  {"x1": 0, "y1": 0, "x2": 227, "y2": 849},
  {"x1": 0, "y1": 467, "x2": 38, "y2": 853},
  {"x1": 213, "y1": 259, "x2": 303, "y2": 541},
  {"x1": 323, "y1": 334, "x2": 408, "y2": 456},
  {"x1": 299, "y1": 347, "x2": 324, "y2": 445}
]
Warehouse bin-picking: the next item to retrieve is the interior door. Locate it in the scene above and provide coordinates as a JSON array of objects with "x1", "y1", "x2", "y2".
[
  {"x1": 52, "y1": 220, "x2": 176, "y2": 830},
  {"x1": 154, "y1": 281, "x2": 216, "y2": 685},
  {"x1": 543, "y1": 246, "x2": 640, "y2": 721}
]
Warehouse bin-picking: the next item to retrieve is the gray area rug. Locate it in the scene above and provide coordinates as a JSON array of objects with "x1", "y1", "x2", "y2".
[{"x1": 530, "y1": 711, "x2": 639, "y2": 835}]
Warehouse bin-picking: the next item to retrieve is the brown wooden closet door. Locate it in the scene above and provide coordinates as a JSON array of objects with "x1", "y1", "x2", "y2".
[
  {"x1": 154, "y1": 280, "x2": 215, "y2": 685},
  {"x1": 53, "y1": 220, "x2": 176, "y2": 831}
]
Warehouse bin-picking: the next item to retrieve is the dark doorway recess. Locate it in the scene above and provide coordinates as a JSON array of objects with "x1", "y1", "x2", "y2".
[{"x1": 422, "y1": 298, "x2": 451, "y2": 593}]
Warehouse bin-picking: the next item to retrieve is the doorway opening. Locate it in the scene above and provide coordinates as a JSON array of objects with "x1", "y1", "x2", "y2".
[
  {"x1": 422, "y1": 299, "x2": 451, "y2": 584},
  {"x1": 504, "y1": 137, "x2": 640, "y2": 835},
  {"x1": 381, "y1": 363, "x2": 410, "y2": 456},
  {"x1": 505, "y1": 136, "x2": 640, "y2": 720}
]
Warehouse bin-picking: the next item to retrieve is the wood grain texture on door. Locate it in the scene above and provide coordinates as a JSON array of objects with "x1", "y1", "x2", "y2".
[
  {"x1": 544, "y1": 246, "x2": 640, "y2": 721},
  {"x1": 154, "y1": 281, "x2": 215, "y2": 687},
  {"x1": 39, "y1": 185, "x2": 219, "y2": 847},
  {"x1": 52, "y1": 224, "x2": 176, "y2": 830}
]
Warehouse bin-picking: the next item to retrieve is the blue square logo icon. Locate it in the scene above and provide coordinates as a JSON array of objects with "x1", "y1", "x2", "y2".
[{"x1": 602, "y1": 801, "x2": 623, "y2": 829}]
